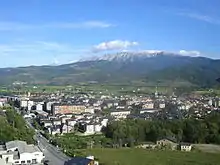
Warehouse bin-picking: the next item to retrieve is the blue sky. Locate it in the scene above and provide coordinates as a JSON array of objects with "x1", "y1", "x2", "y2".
[{"x1": 0, "y1": 0, "x2": 219, "y2": 67}]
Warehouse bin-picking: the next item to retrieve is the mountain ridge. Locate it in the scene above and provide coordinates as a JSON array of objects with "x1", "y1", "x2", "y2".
[
  {"x1": 79, "y1": 51, "x2": 203, "y2": 62},
  {"x1": 0, "y1": 52, "x2": 219, "y2": 87}
]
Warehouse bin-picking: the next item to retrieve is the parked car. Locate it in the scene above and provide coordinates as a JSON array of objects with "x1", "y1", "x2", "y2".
[{"x1": 44, "y1": 160, "x2": 50, "y2": 165}]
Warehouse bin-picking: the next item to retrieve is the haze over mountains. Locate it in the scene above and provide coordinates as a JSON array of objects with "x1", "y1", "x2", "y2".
[{"x1": 0, "y1": 51, "x2": 220, "y2": 87}]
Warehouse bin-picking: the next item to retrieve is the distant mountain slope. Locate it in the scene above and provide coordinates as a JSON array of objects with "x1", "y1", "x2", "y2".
[{"x1": 0, "y1": 52, "x2": 219, "y2": 87}]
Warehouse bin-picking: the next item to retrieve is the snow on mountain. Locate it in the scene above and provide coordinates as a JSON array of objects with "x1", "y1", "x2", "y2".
[{"x1": 80, "y1": 51, "x2": 180, "y2": 62}]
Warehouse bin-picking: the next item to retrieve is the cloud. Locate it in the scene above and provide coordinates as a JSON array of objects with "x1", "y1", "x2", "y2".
[
  {"x1": 0, "y1": 21, "x2": 114, "y2": 31},
  {"x1": 179, "y1": 50, "x2": 201, "y2": 56},
  {"x1": 179, "y1": 12, "x2": 220, "y2": 25},
  {"x1": 93, "y1": 40, "x2": 138, "y2": 52}
]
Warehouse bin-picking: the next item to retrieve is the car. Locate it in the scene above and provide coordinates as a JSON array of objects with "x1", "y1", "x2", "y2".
[{"x1": 44, "y1": 160, "x2": 50, "y2": 165}]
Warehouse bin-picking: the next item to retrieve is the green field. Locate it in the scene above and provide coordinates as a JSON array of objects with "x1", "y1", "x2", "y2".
[
  {"x1": 194, "y1": 89, "x2": 220, "y2": 96},
  {"x1": 82, "y1": 148, "x2": 220, "y2": 165},
  {"x1": 0, "y1": 84, "x2": 173, "y2": 96}
]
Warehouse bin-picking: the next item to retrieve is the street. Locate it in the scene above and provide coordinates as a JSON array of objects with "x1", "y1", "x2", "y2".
[
  {"x1": 36, "y1": 133, "x2": 70, "y2": 165},
  {"x1": 26, "y1": 119, "x2": 70, "y2": 165}
]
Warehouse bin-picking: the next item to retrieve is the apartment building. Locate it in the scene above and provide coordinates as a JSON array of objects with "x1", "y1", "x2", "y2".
[{"x1": 52, "y1": 104, "x2": 86, "y2": 115}]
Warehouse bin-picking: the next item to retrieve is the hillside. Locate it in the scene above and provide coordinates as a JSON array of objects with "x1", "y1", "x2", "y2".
[{"x1": 0, "y1": 52, "x2": 220, "y2": 87}]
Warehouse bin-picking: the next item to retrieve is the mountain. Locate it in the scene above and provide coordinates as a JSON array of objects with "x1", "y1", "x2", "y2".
[{"x1": 0, "y1": 51, "x2": 220, "y2": 87}]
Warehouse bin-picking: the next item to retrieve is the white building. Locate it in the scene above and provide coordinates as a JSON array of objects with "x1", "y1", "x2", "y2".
[
  {"x1": 46, "y1": 101, "x2": 55, "y2": 112},
  {"x1": 159, "y1": 103, "x2": 166, "y2": 109},
  {"x1": 180, "y1": 143, "x2": 192, "y2": 152},
  {"x1": 110, "y1": 110, "x2": 130, "y2": 119},
  {"x1": 140, "y1": 109, "x2": 161, "y2": 114},
  {"x1": 0, "y1": 140, "x2": 44, "y2": 165},
  {"x1": 142, "y1": 102, "x2": 154, "y2": 109},
  {"x1": 36, "y1": 103, "x2": 43, "y2": 111},
  {"x1": 80, "y1": 122, "x2": 103, "y2": 135},
  {"x1": 85, "y1": 107, "x2": 95, "y2": 114},
  {"x1": 101, "y1": 118, "x2": 108, "y2": 127},
  {"x1": 0, "y1": 98, "x2": 7, "y2": 107},
  {"x1": 85, "y1": 124, "x2": 95, "y2": 134},
  {"x1": 66, "y1": 119, "x2": 77, "y2": 126},
  {"x1": 20, "y1": 99, "x2": 29, "y2": 108}
]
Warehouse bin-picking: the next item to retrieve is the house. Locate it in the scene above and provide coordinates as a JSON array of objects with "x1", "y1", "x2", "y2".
[
  {"x1": 0, "y1": 140, "x2": 45, "y2": 165},
  {"x1": 36, "y1": 103, "x2": 43, "y2": 111},
  {"x1": 110, "y1": 110, "x2": 130, "y2": 120},
  {"x1": 0, "y1": 98, "x2": 8, "y2": 107},
  {"x1": 27, "y1": 101, "x2": 34, "y2": 111},
  {"x1": 142, "y1": 102, "x2": 154, "y2": 109},
  {"x1": 156, "y1": 137, "x2": 177, "y2": 150},
  {"x1": 180, "y1": 143, "x2": 192, "y2": 152},
  {"x1": 159, "y1": 102, "x2": 166, "y2": 109},
  {"x1": 79, "y1": 122, "x2": 103, "y2": 135},
  {"x1": 0, "y1": 159, "x2": 8, "y2": 165},
  {"x1": 79, "y1": 122, "x2": 95, "y2": 134},
  {"x1": 47, "y1": 125, "x2": 62, "y2": 135},
  {"x1": 20, "y1": 98, "x2": 29, "y2": 108},
  {"x1": 62, "y1": 124, "x2": 74, "y2": 134},
  {"x1": 85, "y1": 107, "x2": 95, "y2": 114},
  {"x1": 66, "y1": 119, "x2": 77, "y2": 127},
  {"x1": 64, "y1": 156, "x2": 99, "y2": 165}
]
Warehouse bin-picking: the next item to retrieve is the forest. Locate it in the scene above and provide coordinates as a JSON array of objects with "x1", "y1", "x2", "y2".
[
  {"x1": 102, "y1": 112, "x2": 220, "y2": 147},
  {"x1": 0, "y1": 108, "x2": 35, "y2": 144}
]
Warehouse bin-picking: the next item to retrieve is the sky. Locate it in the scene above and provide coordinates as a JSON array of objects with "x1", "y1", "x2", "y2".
[{"x1": 0, "y1": 0, "x2": 220, "y2": 67}]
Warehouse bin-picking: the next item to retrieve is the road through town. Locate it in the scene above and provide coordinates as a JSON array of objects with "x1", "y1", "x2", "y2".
[
  {"x1": 26, "y1": 119, "x2": 70, "y2": 165},
  {"x1": 36, "y1": 133, "x2": 69, "y2": 165}
]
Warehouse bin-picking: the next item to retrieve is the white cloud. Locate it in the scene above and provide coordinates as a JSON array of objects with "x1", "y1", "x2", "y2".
[
  {"x1": 141, "y1": 50, "x2": 163, "y2": 54},
  {"x1": 0, "y1": 21, "x2": 114, "y2": 31},
  {"x1": 93, "y1": 40, "x2": 138, "y2": 52},
  {"x1": 179, "y1": 12, "x2": 220, "y2": 25},
  {"x1": 179, "y1": 50, "x2": 201, "y2": 56}
]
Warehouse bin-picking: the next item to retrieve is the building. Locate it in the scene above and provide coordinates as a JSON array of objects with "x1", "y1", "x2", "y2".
[
  {"x1": 0, "y1": 98, "x2": 7, "y2": 107},
  {"x1": 0, "y1": 158, "x2": 8, "y2": 165},
  {"x1": 180, "y1": 143, "x2": 192, "y2": 152},
  {"x1": 36, "y1": 103, "x2": 43, "y2": 111},
  {"x1": 142, "y1": 102, "x2": 154, "y2": 109},
  {"x1": 159, "y1": 102, "x2": 166, "y2": 109},
  {"x1": 52, "y1": 104, "x2": 86, "y2": 115},
  {"x1": 20, "y1": 98, "x2": 29, "y2": 108},
  {"x1": 110, "y1": 110, "x2": 130, "y2": 120},
  {"x1": 140, "y1": 109, "x2": 161, "y2": 114},
  {"x1": 27, "y1": 101, "x2": 34, "y2": 111},
  {"x1": 79, "y1": 122, "x2": 103, "y2": 135},
  {"x1": 64, "y1": 156, "x2": 98, "y2": 165},
  {"x1": 0, "y1": 140, "x2": 45, "y2": 165},
  {"x1": 156, "y1": 137, "x2": 177, "y2": 150}
]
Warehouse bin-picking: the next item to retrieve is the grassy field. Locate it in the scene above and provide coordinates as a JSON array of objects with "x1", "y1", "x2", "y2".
[
  {"x1": 0, "y1": 84, "x2": 173, "y2": 96},
  {"x1": 82, "y1": 148, "x2": 220, "y2": 165},
  {"x1": 194, "y1": 89, "x2": 220, "y2": 96}
]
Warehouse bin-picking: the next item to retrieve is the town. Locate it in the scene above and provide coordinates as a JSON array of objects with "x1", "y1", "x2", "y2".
[{"x1": 0, "y1": 85, "x2": 220, "y2": 165}]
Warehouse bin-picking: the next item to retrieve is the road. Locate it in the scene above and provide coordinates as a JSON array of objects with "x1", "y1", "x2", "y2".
[
  {"x1": 26, "y1": 119, "x2": 70, "y2": 165},
  {"x1": 36, "y1": 133, "x2": 69, "y2": 165}
]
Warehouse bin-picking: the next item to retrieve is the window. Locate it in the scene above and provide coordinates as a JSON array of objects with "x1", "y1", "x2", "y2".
[
  {"x1": 21, "y1": 160, "x2": 25, "y2": 163},
  {"x1": 14, "y1": 161, "x2": 19, "y2": 164},
  {"x1": 32, "y1": 159, "x2": 37, "y2": 164},
  {"x1": 27, "y1": 160, "x2": 31, "y2": 163}
]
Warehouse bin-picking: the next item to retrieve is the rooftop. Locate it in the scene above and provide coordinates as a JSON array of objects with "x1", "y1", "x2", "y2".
[
  {"x1": 64, "y1": 157, "x2": 93, "y2": 165},
  {"x1": 6, "y1": 140, "x2": 41, "y2": 154}
]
